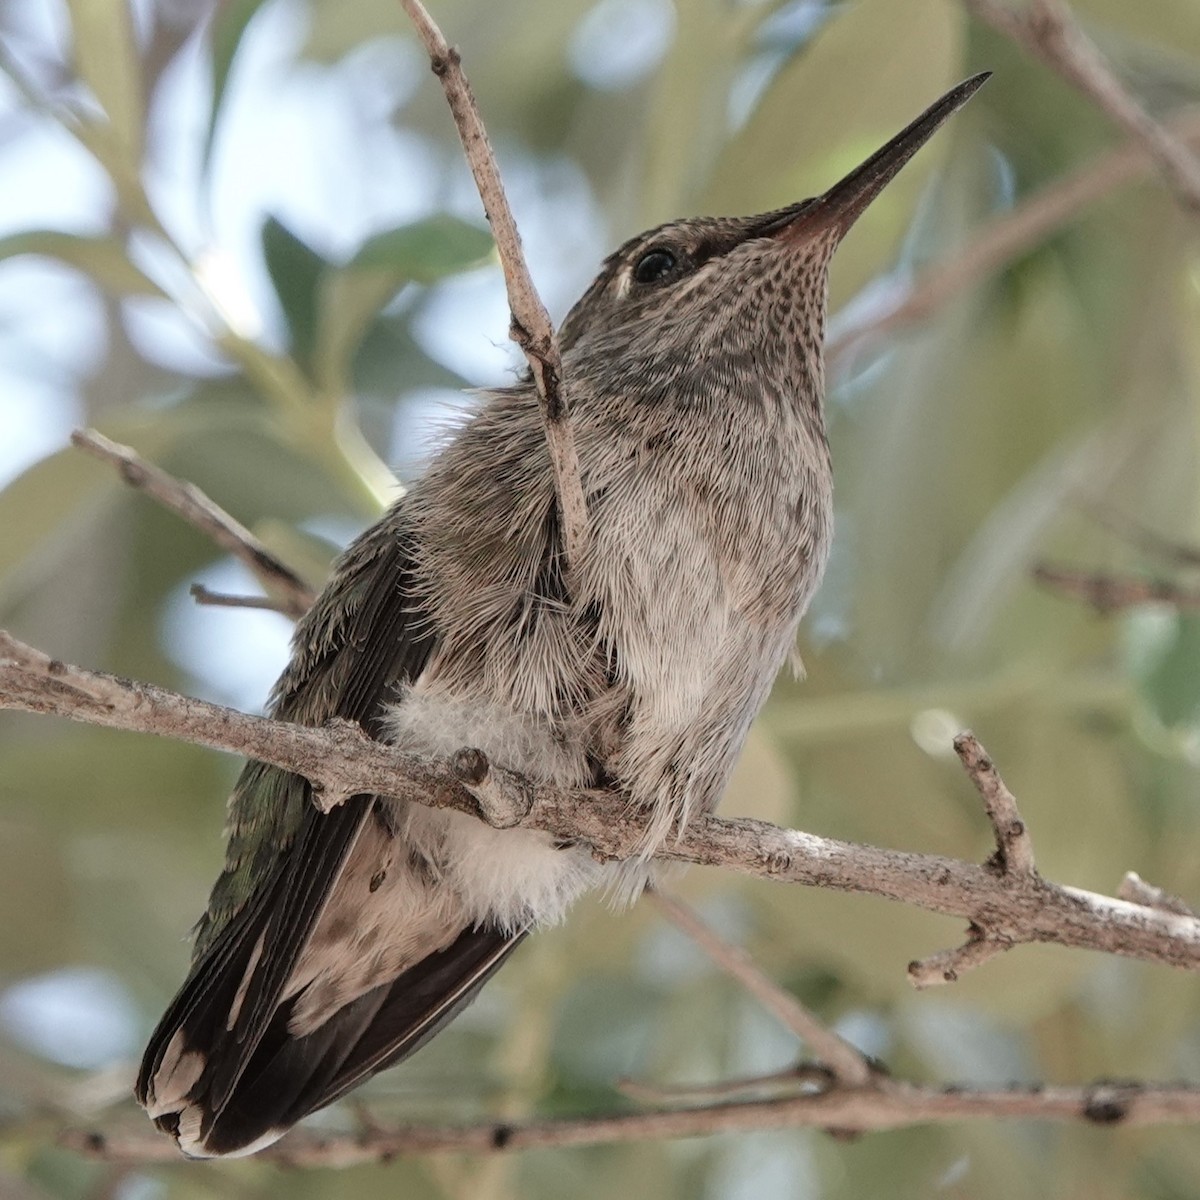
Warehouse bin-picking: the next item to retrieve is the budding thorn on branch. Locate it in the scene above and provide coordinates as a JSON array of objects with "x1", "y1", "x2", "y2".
[{"x1": 450, "y1": 746, "x2": 534, "y2": 829}]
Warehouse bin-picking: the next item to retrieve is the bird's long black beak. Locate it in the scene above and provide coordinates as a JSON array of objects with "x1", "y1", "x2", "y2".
[{"x1": 766, "y1": 72, "x2": 991, "y2": 243}]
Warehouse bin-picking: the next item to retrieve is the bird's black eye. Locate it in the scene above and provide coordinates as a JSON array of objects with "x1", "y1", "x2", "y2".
[{"x1": 632, "y1": 248, "x2": 677, "y2": 284}]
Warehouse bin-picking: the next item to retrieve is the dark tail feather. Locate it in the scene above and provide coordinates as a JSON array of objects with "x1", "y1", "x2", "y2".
[
  {"x1": 137, "y1": 797, "x2": 372, "y2": 1146},
  {"x1": 148, "y1": 923, "x2": 523, "y2": 1158}
]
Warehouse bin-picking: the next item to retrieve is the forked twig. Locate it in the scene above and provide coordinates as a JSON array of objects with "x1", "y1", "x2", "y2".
[
  {"x1": 908, "y1": 733, "x2": 1037, "y2": 987},
  {"x1": 72, "y1": 429, "x2": 315, "y2": 619}
]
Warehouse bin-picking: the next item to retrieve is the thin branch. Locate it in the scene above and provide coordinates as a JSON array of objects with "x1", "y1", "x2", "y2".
[
  {"x1": 827, "y1": 109, "x2": 1200, "y2": 367},
  {"x1": 954, "y1": 731, "x2": 1036, "y2": 876},
  {"x1": 646, "y1": 888, "x2": 873, "y2": 1086},
  {"x1": 1083, "y1": 506, "x2": 1200, "y2": 571},
  {"x1": 5, "y1": 630, "x2": 1200, "y2": 977},
  {"x1": 617, "y1": 1064, "x2": 834, "y2": 1105},
  {"x1": 72, "y1": 429, "x2": 315, "y2": 619},
  {"x1": 1032, "y1": 565, "x2": 1200, "y2": 612},
  {"x1": 62, "y1": 1079, "x2": 1200, "y2": 1165},
  {"x1": 189, "y1": 584, "x2": 293, "y2": 613},
  {"x1": 908, "y1": 926, "x2": 1013, "y2": 988},
  {"x1": 964, "y1": 0, "x2": 1200, "y2": 212},
  {"x1": 1119, "y1": 873, "x2": 1199, "y2": 920},
  {"x1": 908, "y1": 733, "x2": 1037, "y2": 986},
  {"x1": 397, "y1": 0, "x2": 589, "y2": 574}
]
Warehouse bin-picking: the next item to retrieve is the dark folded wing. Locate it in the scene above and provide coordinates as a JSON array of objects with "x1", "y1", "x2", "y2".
[
  {"x1": 192, "y1": 509, "x2": 438, "y2": 956},
  {"x1": 196, "y1": 924, "x2": 523, "y2": 1157},
  {"x1": 137, "y1": 503, "x2": 522, "y2": 1155}
]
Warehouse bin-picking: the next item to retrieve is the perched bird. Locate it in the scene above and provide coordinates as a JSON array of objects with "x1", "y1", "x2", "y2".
[{"x1": 137, "y1": 73, "x2": 988, "y2": 1157}]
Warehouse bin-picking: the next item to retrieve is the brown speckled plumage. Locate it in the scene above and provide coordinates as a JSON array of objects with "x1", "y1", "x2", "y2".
[{"x1": 136, "y1": 75, "x2": 989, "y2": 1158}]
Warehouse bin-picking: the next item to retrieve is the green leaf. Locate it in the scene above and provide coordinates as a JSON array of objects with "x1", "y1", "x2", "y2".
[
  {"x1": 0, "y1": 447, "x2": 118, "y2": 611},
  {"x1": 0, "y1": 231, "x2": 165, "y2": 298},
  {"x1": 301, "y1": 0, "x2": 407, "y2": 64},
  {"x1": 1137, "y1": 611, "x2": 1200, "y2": 731},
  {"x1": 349, "y1": 214, "x2": 494, "y2": 282},
  {"x1": 314, "y1": 267, "x2": 405, "y2": 396},
  {"x1": 261, "y1": 215, "x2": 328, "y2": 372},
  {"x1": 0, "y1": 414, "x2": 174, "y2": 612},
  {"x1": 314, "y1": 215, "x2": 493, "y2": 395},
  {"x1": 204, "y1": 0, "x2": 272, "y2": 176},
  {"x1": 65, "y1": 0, "x2": 144, "y2": 166}
]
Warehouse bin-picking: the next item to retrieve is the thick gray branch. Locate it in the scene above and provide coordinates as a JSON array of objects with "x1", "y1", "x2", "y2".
[{"x1": 3, "y1": 628, "x2": 1200, "y2": 976}]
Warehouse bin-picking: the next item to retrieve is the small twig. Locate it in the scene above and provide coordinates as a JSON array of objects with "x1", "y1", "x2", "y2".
[
  {"x1": 908, "y1": 734, "x2": 1036, "y2": 987},
  {"x1": 647, "y1": 888, "x2": 873, "y2": 1086},
  {"x1": 60, "y1": 1078, "x2": 1200, "y2": 1164},
  {"x1": 908, "y1": 926, "x2": 1013, "y2": 988},
  {"x1": 450, "y1": 746, "x2": 533, "y2": 829},
  {"x1": 398, "y1": 0, "x2": 588, "y2": 575},
  {"x1": 72, "y1": 429, "x2": 315, "y2": 619},
  {"x1": 1083, "y1": 506, "x2": 1200, "y2": 571},
  {"x1": 828, "y1": 110, "x2": 1200, "y2": 367},
  {"x1": 964, "y1": 0, "x2": 1200, "y2": 212},
  {"x1": 954, "y1": 732, "x2": 1036, "y2": 876},
  {"x1": 616, "y1": 1063, "x2": 834, "y2": 1104},
  {"x1": 1119, "y1": 873, "x2": 1198, "y2": 920},
  {"x1": 1032, "y1": 565, "x2": 1200, "y2": 613},
  {"x1": 189, "y1": 583, "x2": 294, "y2": 613}
]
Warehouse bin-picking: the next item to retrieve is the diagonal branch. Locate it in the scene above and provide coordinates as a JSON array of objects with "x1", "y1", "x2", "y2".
[
  {"x1": 964, "y1": 0, "x2": 1200, "y2": 212},
  {"x1": 397, "y1": 0, "x2": 589, "y2": 574},
  {"x1": 1033, "y1": 564, "x2": 1200, "y2": 613},
  {"x1": 4, "y1": 628, "x2": 1200, "y2": 976},
  {"x1": 189, "y1": 584, "x2": 296, "y2": 613},
  {"x1": 646, "y1": 888, "x2": 873, "y2": 1086},
  {"x1": 1083, "y1": 506, "x2": 1200, "y2": 571},
  {"x1": 72, "y1": 429, "x2": 316, "y2": 619}
]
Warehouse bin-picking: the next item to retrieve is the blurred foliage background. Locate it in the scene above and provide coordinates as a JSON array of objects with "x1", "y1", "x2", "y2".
[{"x1": 2, "y1": 0, "x2": 1200, "y2": 1197}]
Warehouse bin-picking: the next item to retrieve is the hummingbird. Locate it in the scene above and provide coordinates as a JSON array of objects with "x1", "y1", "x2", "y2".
[{"x1": 136, "y1": 73, "x2": 988, "y2": 1157}]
